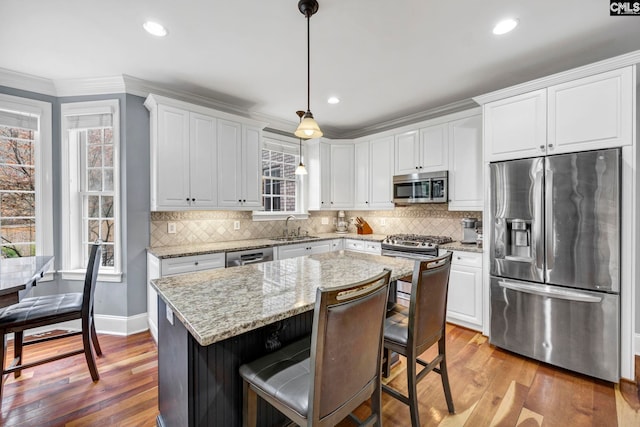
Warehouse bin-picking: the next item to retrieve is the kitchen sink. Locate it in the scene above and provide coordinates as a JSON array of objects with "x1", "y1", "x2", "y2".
[{"x1": 270, "y1": 235, "x2": 320, "y2": 242}]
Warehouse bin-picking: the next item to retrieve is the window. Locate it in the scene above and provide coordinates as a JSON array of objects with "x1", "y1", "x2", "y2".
[
  {"x1": 0, "y1": 94, "x2": 53, "y2": 266},
  {"x1": 261, "y1": 139, "x2": 301, "y2": 213},
  {"x1": 61, "y1": 100, "x2": 121, "y2": 282}
]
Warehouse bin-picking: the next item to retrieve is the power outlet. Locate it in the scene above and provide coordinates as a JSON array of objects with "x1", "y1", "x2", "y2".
[
  {"x1": 321, "y1": 217, "x2": 329, "y2": 225},
  {"x1": 380, "y1": 218, "x2": 386, "y2": 226},
  {"x1": 167, "y1": 222, "x2": 177, "y2": 234},
  {"x1": 233, "y1": 221, "x2": 240, "y2": 230}
]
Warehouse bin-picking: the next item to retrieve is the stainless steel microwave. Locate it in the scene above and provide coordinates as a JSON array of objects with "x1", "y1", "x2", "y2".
[{"x1": 393, "y1": 171, "x2": 448, "y2": 204}]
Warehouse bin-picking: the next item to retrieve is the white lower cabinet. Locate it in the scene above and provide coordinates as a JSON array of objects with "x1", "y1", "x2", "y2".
[
  {"x1": 344, "y1": 239, "x2": 381, "y2": 255},
  {"x1": 446, "y1": 250, "x2": 482, "y2": 331},
  {"x1": 330, "y1": 239, "x2": 344, "y2": 251},
  {"x1": 276, "y1": 240, "x2": 333, "y2": 260},
  {"x1": 147, "y1": 252, "x2": 225, "y2": 343}
]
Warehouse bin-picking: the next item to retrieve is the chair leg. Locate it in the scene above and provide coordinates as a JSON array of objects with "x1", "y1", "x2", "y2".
[
  {"x1": 406, "y1": 354, "x2": 420, "y2": 427},
  {"x1": 13, "y1": 331, "x2": 23, "y2": 378},
  {"x1": 90, "y1": 317, "x2": 102, "y2": 357},
  {"x1": 82, "y1": 319, "x2": 100, "y2": 382},
  {"x1": 371, "y1": 380, "x2": 382, "y2": 427},
  {"x1": 438, "y1": 339, "x2": 455, "y2": 414},
  {"x1": 242, "y1": 380, "x2": 257, "y2": 427},
  {"x1": 0, "y1": 333, "x2": 6, "y2": 401}
]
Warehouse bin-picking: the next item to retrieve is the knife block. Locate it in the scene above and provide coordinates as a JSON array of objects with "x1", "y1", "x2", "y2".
[{"x1": 357, "y1": 222, "x2": 373, "y2": 234}]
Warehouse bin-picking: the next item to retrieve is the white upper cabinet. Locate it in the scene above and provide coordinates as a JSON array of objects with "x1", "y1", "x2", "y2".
[
  {"x1": 394, "y1": 130, "x2": 420, "y2": 175},
  {"x1": 145, "y1": 94, "x2": 266, "y2": 211},
  {"x1": 420, "y1": 124, "x2": 449, "y2": 172},
  {"x1": 483, "y1": 66, "x2": 633, "y2": 162},
  {"x1": 354, "y1": 141, "x2": 370, "y2": 209},
  {"x1": 484, "y1": 89, "x2": 547, "y2": 162},
  {"x1": 149, "y1": 103, "x2": 218, "y2": 211},
  {"x1": 548, "y1": 67, "x2": 633, "y2": 153},
  {"x1": 448, "y1": 114, "x2": 483, "y2": 210},
  {"x1": 369, "y1": 136, "x2": 394, "y2": 209},
  {"x1": 330, "y1": 144, "x2": 355, "y2": 209}
]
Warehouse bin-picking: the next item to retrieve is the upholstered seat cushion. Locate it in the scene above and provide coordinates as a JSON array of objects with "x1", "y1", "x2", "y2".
[
  {"x1": 384, "y1": 303, "x2": 409, "y2": 347},
  {"x1": 239, "y1": 336, "x2": 312, "y2": 418},
  {"x1": 0, "y1": 293, "x2": 83, "y2": 329}
]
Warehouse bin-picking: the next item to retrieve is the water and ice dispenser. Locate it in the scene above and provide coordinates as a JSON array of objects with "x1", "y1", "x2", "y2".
[{"x1": 505, "y1": 218, "x2": 532, "y2": 260}]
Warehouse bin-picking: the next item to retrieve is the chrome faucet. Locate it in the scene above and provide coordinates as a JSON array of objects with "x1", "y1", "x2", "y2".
[{"x1": 285, "y1": 215, "x2": 296, "y2": 237}]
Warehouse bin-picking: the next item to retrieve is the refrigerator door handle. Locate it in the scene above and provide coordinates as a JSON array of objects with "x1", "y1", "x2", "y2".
[
  {"x1": 498, "y1": 280, "x2": 603, "y2": 303},
  {"x1": 533, "y1": 166, "x2": 545, "y2": 274},
  {"x1": 544, "y1": 161, "x2": 555, "y2": 276}
]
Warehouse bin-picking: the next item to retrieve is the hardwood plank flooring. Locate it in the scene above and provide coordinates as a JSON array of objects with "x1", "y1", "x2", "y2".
[{"x1": 1, "y1": 325, "x2": 638, "y2": 426}]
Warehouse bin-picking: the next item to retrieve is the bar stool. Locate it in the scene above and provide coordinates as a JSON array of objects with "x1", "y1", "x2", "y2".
[
  {"x1": 239, "y1": 268, "x2": 392, "y2": 426},
  {"x1": 383, "y1": 252, "x2": 454, "y2": 426}
]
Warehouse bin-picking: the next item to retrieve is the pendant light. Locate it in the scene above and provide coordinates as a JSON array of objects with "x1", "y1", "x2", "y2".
[
  {"x1": 294, "y1": 110, "x2": 308, "y2": 175},
  {"x1": 294, "y1": 0, "x2": 323, "y2": 139}
]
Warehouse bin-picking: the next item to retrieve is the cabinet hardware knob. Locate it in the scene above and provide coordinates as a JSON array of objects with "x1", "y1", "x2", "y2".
[
  {"x1": 539, "y1": 145, "x2": 545, "y2": 150},
  {"x1": 548, "y1": 144, "x2": 554, "y2": 149},
  {"x1": 195, "y1": 261, "x2": 199, "y2": 265},
  {"x1": 238, "y1": 199, "x2": 241, "y2": 202},
  {"x1": 415, "y1": 166, "x2": 419, "y2": 169},
  {"x1": 186, "y1": 198, "x2": 190, "y2": 201},
  {"x1": 192, "y1": 198, "x2": 196, "y2": 202},
  {"x1": 243, "y1": 199, "x2": 246, "y2": 202}
]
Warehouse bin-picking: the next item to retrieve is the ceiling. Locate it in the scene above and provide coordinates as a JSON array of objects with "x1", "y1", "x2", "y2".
[{"x1": 2, "y1": 0, "x2": 640, "y2": 138}]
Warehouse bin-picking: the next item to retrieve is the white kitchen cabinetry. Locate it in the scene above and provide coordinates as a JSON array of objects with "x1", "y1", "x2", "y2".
[
  {"x1": 446, "y1": 250, "x2": 482, "y2": 331},
  {"x1": 330, "y1": 239, "x2": 344, "y2": 251},
  {"x1": 147, "y1": 252, "x2": 225, "y2": 342},
  {"x1": 276, "y1": 240, "x2": 333, "y2": 260},
  {"x1": 147, "y1": 103, "x2": 218, "y2": 210},
  {"x1": 307, "y1": 141, "x2": 354, "y2": 210},
  {"x1": 395, "y1": 125, "x2": 448, "y2": 175},
  {"x1": 448, "y1": 114, "x2": 483, "y2": 210},
  {"x1": 354, "y1": 141, "x2": 370, "y2": 209},
  {"x1": 548, "y1": 67, "x2": 633, "y2": 153},
  {"x1": 344, "y1": 239, "x2": 381, "y2": 255},
  {"x1": 484, "y1": 89, "x2": 547, "y2": 162},
  {"x1": 484, "y1": 67, "x2": 633, "y2": 162},
  {"x1": 145, "y1": 94, "x2": 266, "y2": 211},
  {"x1": 217, "y1": 121, "x2": 263, "y2": 209},
  {"x1": 394, "y1": 130, "x2": 421, "y2": 175},
  {"x1": 353, "y1": 137, "x2": 394, "y2": 210}
]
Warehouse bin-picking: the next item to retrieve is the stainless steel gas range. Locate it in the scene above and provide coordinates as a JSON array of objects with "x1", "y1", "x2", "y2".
[{"x1": 381, "y1": 234, "x2": 453, "y2": 306}]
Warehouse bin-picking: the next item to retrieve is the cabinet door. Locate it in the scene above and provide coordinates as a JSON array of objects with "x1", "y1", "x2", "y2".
[
  {"x1": 320, "y1": 142, "x2": 332, "y2": 209},
  {"x1": 216, "y1": 120, "x2": 242, "y2": 207},
  {"x1": 277, "y1": 243, "x2": 309, "y2": 260},
  {"x1": 447, "y1": 251, "x2": 482, "y2": 330},
  {"x1": 309, "y1": 240, "x2": 332, "y2": 255},
  {"x1": 354, "y1": 141, "x2": 370, "y2": 209},
  {"x1": 330, "y1": 144, "x2": 354, "y2": 209},
  {"x1": 394, "y1": 130, "x2": 420, "y2": 174},
  {"x1": 448, "y1": 115, "x2": 483, "y2": 210},
  {"x1": 369, "y1": 136, "x2": 394, "y2": 209},
  {"x1": 241, "y1": 126, "x2": 263, "y2": 208},
  {"x1": 420, "y1": 124, "x2": 448, "y2": 172},
  {"x1": 344, "y1": 239, "x2": 365, "y2": 252},
  {"x1": 484, "y1": 89, "x2": 547, "y2": 161},
  {"x1": 155, "y1": 105, "x2": 190, "y2": 209},
  {"x1": 548, "y1": 67, "x2": 633, "y2": 154},
  {"x1": 189, "y1": 112, "x2": 217, "y2": 208},
  {"x1": 330, "y1": 239, "x2": 344, "y2": 251}
]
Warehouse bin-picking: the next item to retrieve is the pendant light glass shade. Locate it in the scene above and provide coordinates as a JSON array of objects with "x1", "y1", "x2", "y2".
[
  {"x1": 295, "y1": 162, "x2": 308, "y2": 175},
  {"x1": 294, "y1": 111, "x2": 323, "y2": 139}
]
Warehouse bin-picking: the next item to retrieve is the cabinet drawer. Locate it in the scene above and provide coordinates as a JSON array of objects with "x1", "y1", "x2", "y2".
[
  {"x1": 450, "y1": 251, "x2": 482, "y2": 268},
  {"x1": 160, "y1": 253, "x2": 225, "y2": 276},
  {"x1": 363, "y1": 241, "x2": 381, "y2": 254},
  {"x1": 344, "y1": 239, "x2": 365, "y2": 251}
]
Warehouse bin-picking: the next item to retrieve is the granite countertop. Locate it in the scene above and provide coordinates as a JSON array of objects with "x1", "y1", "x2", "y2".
[
  {"x1": 150, "y1": 250, "x2": 414, "y2": 347},
  {"x1": 440, "y1": 241, "x2": 483, "y2": 253},
  {"x1": 148, "y1": 232, "x2": 388, "y2": 259}
]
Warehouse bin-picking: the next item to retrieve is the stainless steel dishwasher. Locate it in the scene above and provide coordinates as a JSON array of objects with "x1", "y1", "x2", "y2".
[{"x1": 225, "y1": 247, "x2": 274, "y2": 267}]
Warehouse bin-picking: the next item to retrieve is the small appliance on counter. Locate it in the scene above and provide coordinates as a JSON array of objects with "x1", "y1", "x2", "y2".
[
  {"x1": 335, "y1": 210, "x2": 348, "y2": 234},
  {"x1": 461, "y1": 217, "x2": 481, "y2": 244}
]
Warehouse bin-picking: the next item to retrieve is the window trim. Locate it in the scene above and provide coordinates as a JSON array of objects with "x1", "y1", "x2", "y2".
[
  {"x1": 254, "y1": 135, "x2": 307, "y2": 220},
  {"x1": 60, "y1": 100, "x2": 121, "y2": 282},
  {"x1": 0, "y1": 94, "x2": 53, "y2": 280}
]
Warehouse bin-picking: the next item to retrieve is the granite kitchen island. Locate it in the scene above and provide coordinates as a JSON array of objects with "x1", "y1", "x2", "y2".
[{"x1": 151, "y1": 250, "x2": 414, "y2": 427}]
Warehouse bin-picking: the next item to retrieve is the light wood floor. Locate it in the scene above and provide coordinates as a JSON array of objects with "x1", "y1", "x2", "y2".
[{"x1": 0, "y1": 325, "x2": 638, "y2": 426}]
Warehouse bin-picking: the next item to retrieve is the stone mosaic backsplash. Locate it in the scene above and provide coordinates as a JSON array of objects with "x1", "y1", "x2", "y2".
[{"x1": 150, "y1": 205, "x2": 482, "y2": 248}]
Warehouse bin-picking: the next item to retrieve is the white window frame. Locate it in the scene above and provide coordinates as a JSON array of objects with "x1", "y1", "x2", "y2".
[
  {"x1": 0, "y1": 94, "x2": 53, "y2": 279},
  {"x1": 60, "y1": 100, "x2": 121, "y2": 282},
  {"x1": 253, "y1": 134, "x2": 308, "y2": 221}
]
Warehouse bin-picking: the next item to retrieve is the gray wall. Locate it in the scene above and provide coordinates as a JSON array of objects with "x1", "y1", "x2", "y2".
[{"x1": 0, "y1": 86, "x2": 150, "y2": 318}]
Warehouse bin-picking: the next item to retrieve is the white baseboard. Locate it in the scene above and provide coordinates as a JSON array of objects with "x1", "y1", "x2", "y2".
[{"x1": 8, "y1": 313, "x2": 150, "y2": 340}]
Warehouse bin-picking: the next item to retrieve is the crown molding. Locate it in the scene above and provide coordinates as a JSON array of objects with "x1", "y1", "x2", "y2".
[
  {"x1": 473, "y1": 49, "x2": 640, "y2": 105},
  {"x1": 55, "y1": 75, "x2": 126, "y2": 97},
  {"x1": 337, "y1": 98, "x2": 479, "y2": 139},
  {"x1": 0, "y1": 67, "x2": 56, "y2": 96}
]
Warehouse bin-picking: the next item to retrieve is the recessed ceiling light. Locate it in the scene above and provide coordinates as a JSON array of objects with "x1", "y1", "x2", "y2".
[
  {"x1": 143, "y1": 21, "x2": 168, "y2": 37},
  {"x1": 493, "y1": 18, "x2": 518, "y2": 35},
  {"x1": 327, "y1": 96, "x2": 340, "y2": 104}
]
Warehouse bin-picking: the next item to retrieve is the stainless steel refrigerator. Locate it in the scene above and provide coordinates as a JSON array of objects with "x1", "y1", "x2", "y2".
[{"x1": 489, "y1": 148, "x2": 620, "y2": 382}]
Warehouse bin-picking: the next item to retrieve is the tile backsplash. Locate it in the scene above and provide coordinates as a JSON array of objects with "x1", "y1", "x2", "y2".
[{"x1": 150, "y1": 205, "x2": 482, "y2": 247}]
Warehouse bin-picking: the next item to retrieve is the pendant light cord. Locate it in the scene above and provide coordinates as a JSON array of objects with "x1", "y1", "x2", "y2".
[{"x1": 306, "y1": 14, "x2": 310, "y2": 112}]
